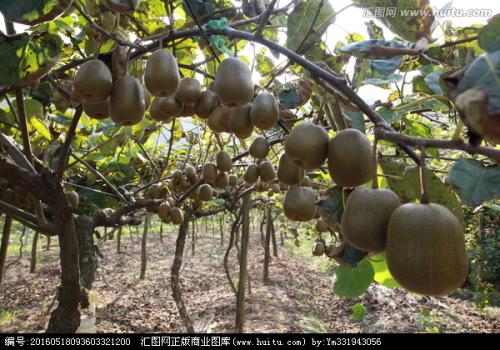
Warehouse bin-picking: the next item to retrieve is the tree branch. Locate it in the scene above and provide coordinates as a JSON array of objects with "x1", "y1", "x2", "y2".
[
  {"x1": 0, "y1": 132, "x2": 36, "y2": 173},
  {"x1": 255, "y1": 0, "x2": 278, "y2": 39},
  {"x1": 56, "y1": 106, "x2": 83, "y2": 180}
]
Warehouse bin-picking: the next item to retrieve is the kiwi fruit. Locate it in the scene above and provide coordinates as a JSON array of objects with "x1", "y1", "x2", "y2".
[
  {"x1": 312, "y1": 240, "x2": 325, "y2": 256},
  {"x1": 144, "y1": 49, "x2": 179, "y2": 97},
  {"x1": 301, "y1": 176, "x2": 310, "y2": 187},
  {"x1": 315, "y1": 219, "x2": 329, "y2": 232},
  {"x1": 283, "y1": 185, "x2": 316, "y2": 222},
  {"x1": 208, "y1": 106, "x2": 231, "y2": 133},
  {"x1": 386, "y1": 203, "x2": 468, "y2": 296},
  {"x1": 327, "y1": 128, "x2": 373, "y2": 187},
  {"x1": 248, "y1": 136, "x2": 269, "y2": 159},
  {"x1": 214, "y1": 57, "x2": 253, "y2": 107},
  {"x1": 341, "y1": 188, "x2": 401, "y2": 253},
  {"x1": 215, "y1": 172, "x2": 229, "y2": 189},
  {"x1": 244, "y1": 164, "x2": 259, "y2": 184},
  {"x1": 216, "y1": 150, "x2": 232, "y2": 172},
  {"x1": 271, "y1": 183, "x2": 281, "y2": 194},
  {"x1": 277, "y1": 153, "x2": 304, "y2": 186},
  {"x1": 198, "y1": 184, "x2": 213, "y2": 201},
  {"x1": 285, "y1": 123, "x2": 329, "y2": 170},
  {"x1": 172, "y1": 170, "x2": 183, "y2": 183},
  {"x1": 180, "y1": 103, "x2": 196, "y2": 117},
  {"x1": 170, "y1": 207, "x2": 184, "y2": 225},
  {"x1": 83, "y1": 98, "x2": 109, "y2": 120},
  {"x1": 110, "y1": 75, "x2": 146, "y2": 126},
  {"x1": 66, "y1": 190, "x2": 79, "y2": 209},
  {"x1": 202, "y1": 163, "x2": 218, "y2": 181},
  {"x1": 228, "y1": 105, "x2": 254, "y2": 139},
  {"x1": 150, "y1": 96, "x2": 183, "y2": 122},
  {"x1": 146, "y1": 183, "x2": 162, "y2": 199},
  {"x1": 158, "y1": 202, "x2": 171, "y2": 220},
  {"x1": 250, "y1": 92, "x2": 279, "y2": 130},
  {"x1": 176, "y1": 77, "x2": 201, "y2": 104},
  {"x1": 228, "y1": 174, "x2": 238, "y2": 187},
  {"x1": 73, "y1": 59, "x2": 113, "y2": 103},
  {"x1": 195, "y1": 90, "x2": 218, "y2": 119},
  {"x1": 185, "y1": 165, "x2": 197, "y2": 183},
  {"x1": 258, "y1": 161, "x2": 276, "y2": 183}
]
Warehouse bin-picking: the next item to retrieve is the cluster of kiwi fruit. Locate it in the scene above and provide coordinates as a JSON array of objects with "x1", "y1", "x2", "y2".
[
  {"x1": 200, "y1": 149, "x2": 239, "y2": 195},
  {"x1": 143, "y1": 182, "x2": 185, "y2": 225},
  {"x1": 243, "y1": 136, "x2": 279, "y2": 192},
  {"x1": 74, "y1": 52, "x2": 280, "y2": 137}
]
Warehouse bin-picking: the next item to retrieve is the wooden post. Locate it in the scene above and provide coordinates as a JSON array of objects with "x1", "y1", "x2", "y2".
[{"x1": 235, "y1": 192, "x2": 250, "y2": 332}]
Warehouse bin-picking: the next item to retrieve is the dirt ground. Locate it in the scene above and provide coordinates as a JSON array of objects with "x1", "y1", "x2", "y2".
[{"x1": 0, "y1": 225, "x2": 498, "y2": 333}]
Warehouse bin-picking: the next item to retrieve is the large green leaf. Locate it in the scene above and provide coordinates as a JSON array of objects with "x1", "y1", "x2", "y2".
[
  {"x1": 352, "y1": 0, "x2": 434, "y2": 43},
  {"x1": 286, "y1": 0, "x2": 335, "y2": 54},
  {"x1": 370, "y1": 253, "x2": 400, "y2": 288},
  {"x1": 449, "y1": 159, "x2": 500, "y2": 207},
  {"x1": 457, "y1": 51, "x2": 500, "y2": 111},
  {"x1": 0, "y1": 32, "x2": 62, "y2": 87},
  {"x1": 0, "y1": 0, "x2": 73, "y2": 25},
  {"x1": 478, "y1": 17, "x2": 500, "y2": 53},
  {"x1": 332, "y1": 259, "x2": 374, "y2": 298},
  {"x1": 379, "y1": 158, "x2": 463, "y2": 223}
]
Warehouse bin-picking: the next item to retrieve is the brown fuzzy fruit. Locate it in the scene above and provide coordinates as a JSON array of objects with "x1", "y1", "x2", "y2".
[
  {"x1": 312, "y1": 240, "x2": 325, "y2": 256},
  {"x1": 285, "y1": 123, "x2": 329, "y2": 170},
  {"x1": 202, "y1": 163, "x2": 218, "y2": 181},
  {"x1": 386, "y1": 203, "x2": 468, "y2": 296},
  {"x1": 180, "y1": 103, "x2": 195, "y2": 117},
  {"x1": 228, "y1": 174, "x2": 238, "y2": 187},
  {"x1": 185, "y1": 165, "x2": 197, "y2": 183},
  {"x1": 198, "y1": 184, "x2": 213, "y2": 201},
  {"x1": 248, "y1": 136, "x2": 269, "y2": 159},
  {"x1": 258, "y1": 161, "x2": 276, "y2": 183},
  {"x1": 150, "y1": 96, "x2": 182, "y2": 122},
  {"x1": 158, "y1": 202, "x2": 171, "y2": 220},
  {"x1": 175, "y1": 77, "x2": 201, "y2": 104},
  {"x1": 327, "y1": 128, "x2": 373, "y2": 187},
  {"x1": 277, "y1": 153, "x2": 304, "y2": 185},
  {"x1": 315, "y1": 219, "x2": 329, "y2": 232},
  {"x1": 66, "y1": 191, "x2": 79, "y2": 209},
  {"x1": 110, "y1": 75, "x2": 145, "y2": 126},
  {"x1": 207, "y1": 106, "x2": 231, "y2": 133},
  {"x1": 214, "y1": 57, "x2": 253, "y2": 107},
  {"x1": 215, "y1": 172, "x2": 229, "y2": 189},
  {"x1": 250, "y1": 92, "x2": 279, "y2": 130},
  {"x1": 144, "y1": 49, "x2": 180, "y2": 97},
  {"x1": 341, "y1": 188, "x2": 401, "y2": 252},
  {"x1": 283, "y1": 185, "x2": 316, "y2": 222},
  {"x1": 244, "y1": 164, "x2": 259, "y2": 184},
  {"x1": 74, "y1": 59, "x2": 112, "y2": 103},
  {"x1": 83, "y1": 98, "x2": 109, "y2": 120},
  {"x1": 170, "y1": 207, "x2": 184, "y2": 225},
  {"x1": 228, "y1": 105, "x2": 254, "y2": 139},
  {"x1": 216, "y1": 150, "x2": 232, "y2": 172},
  {"x1": 195, "y1": 90, "x2": 218, "y2": 119}
]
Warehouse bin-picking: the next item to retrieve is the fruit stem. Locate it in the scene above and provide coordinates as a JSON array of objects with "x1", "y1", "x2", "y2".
[
  {"x1": 371, "y1": 137, "x2": 379, "y2": 189},
  {"x1": 419, "y1": 148, "x2": 430, "y2": 204}
]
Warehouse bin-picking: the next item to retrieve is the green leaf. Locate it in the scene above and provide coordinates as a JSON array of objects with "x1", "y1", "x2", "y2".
[
  {"x1": 30, "y1": 117, "x2": 51, "y2": 140},
  {"x1": 339, "y1": 39, "x2": 408, "y2": 59},
  {"x1": 378, "y1": 157, "x2": 416, "y2": 202},
  {"x1": 478, "y1": 17, "x2": 500, "y2": 53},
  {"x1": 351, "y1": 303, "x2": 367, "y2": 321},
  {"x1": 370, "y1": 253, "x2": 400, "y2": 288},
  {"x1": 286, "y1": 0, "x2": 335, "y2": 54},
  {"x1": 0, "y1": 32, "x2": 62, "y2": 87},
  {"x1": 0, "y1": 0, "x2": 73, "y2": 25},
  {"x1": 333, "y1": 259, "x2": 374, "y2": 298},
  {"x1": 457, "y1": 51, "x2": 500, "y2": 111},
  {"x1": 449, "y1": 159, "x2": 500, "y2": 207}
]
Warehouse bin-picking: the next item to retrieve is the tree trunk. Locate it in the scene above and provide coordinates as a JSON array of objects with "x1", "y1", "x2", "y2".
[
  {"x1": 263, "y1": 205, "x2": 271, "y2": 284},
  {"x1": 219, "y1": 215, "x2": 224, "y2": 246},
  {"x1": 30, "y1": 231, "x2": 39, "y2": 273},
  {"x1": 116, "y1": 226, "x2": 122, "y2": 254},
  {"x1": 159, "y1": 222, "x2": 163, "y2": 243},
  {"x1": 171, "y1": 207, "x2": 194, "y2": 332},
  {"x1": 0, "y1": 216, "x2": 13, "y2": 286},
  {"x1": 47, "y1": 217, "x2": 81, "y2": 333},
  {"x1": 271, "y1": 216, "x2": 278, "y2": 257},
  {"x1": 46, "y1": 235, "x2": 51, "y2": 251},
  {"x1": 140, "y1": 216, "x2": 150, "y2": 280},
  {"x1": 235, "y1": 193, "x2": 250, "y2": 333},
  {"x1": 280, "y1": 223, "x2": 284, "y2": 245},
  {"x1": 191, "y1": 219, "x2": 196, "y2": 256}
]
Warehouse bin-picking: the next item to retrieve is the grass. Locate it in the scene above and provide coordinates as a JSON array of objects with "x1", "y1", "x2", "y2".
[
  {"x1": 0, "y1": 308, "x2": 19, "y2": 328},
  {"x1": 283, "y1": 232, "x2": 333, "y2": 273}
]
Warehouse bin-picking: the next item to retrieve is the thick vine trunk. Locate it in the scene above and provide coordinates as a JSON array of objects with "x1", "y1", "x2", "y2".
[
  {"x1": 235, "y1": 193, "x2": 250, "y2": 332},
  {"x1": 140, "y1": 216, "x2": 150, "y2": 280},
  {"x1": 171, "y1": 208, "x2": 194, "y2": 332},
  {"x1": 219, "y1": 215, "x2": 224, "y2": 246},
  {"x1": 270, "y1": 217, "x2": 278, "y2": 257},
  {"x1": 46, "y1": 235, "x2": 51, "y2": 251},
  {"x1": 75, "y1": 216, "x2": 96, "y2": 291},
  {"x1": 116, "y1": 226, "x2": 122, "y2": 254},
  {"x1": 159, "y1": 222, "x2": 163, "y2": 243},
  {"x1": 263, "y1": 205, "x2": 271, "y2": 284},
  {"x1": 30, "y1": 231, "x2": 39, "y2": 273},
  {"x1": 0, "y1": 216, "x2": 13, "y2": 286},
  {"x1": 47, "y1": 217, "x2": 81, "y2": 333}
]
